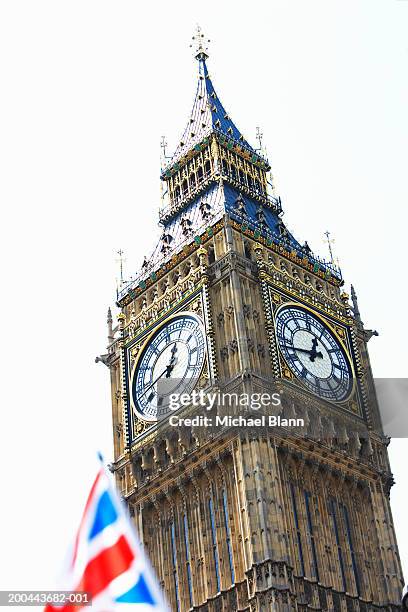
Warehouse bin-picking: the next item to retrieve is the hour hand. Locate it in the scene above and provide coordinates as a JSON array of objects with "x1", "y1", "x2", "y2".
[
  {"x1": 165, "y1": 361, "x2": 177, "y2": 377},
  {"x1": 165, "y1": 344, "x2": 178, "y2": 377},
  {"x1": 309, "y1": 337, "x2": 323, "y2": 362}
]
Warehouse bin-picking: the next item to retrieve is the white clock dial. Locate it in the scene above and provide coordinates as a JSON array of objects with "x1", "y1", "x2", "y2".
[
  {"x1": 275, "y1": 305, "x2": 353, "y2": 401},
  {"x1": 131, "y1": 314, "x2": 206, "y2": 422}
]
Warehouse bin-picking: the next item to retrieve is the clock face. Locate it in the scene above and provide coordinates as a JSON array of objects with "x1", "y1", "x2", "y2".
[
  {"x1": 131, "y1": 313, "x2": 206, "y2": 422},
  {"x1": 275, "y1": 305, "x2": 353, "y2": 401}
]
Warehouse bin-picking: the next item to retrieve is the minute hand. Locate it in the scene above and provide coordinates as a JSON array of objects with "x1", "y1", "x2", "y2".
[
  {"x1": 281, "y1": 345, "x2": 323, "y2": 360},
  {"x1": 136, "y1": 367, "x2": 171, "y2": 401},
  {"x1": 136, "y1": 355, "x2": 178, "y2": 401}
]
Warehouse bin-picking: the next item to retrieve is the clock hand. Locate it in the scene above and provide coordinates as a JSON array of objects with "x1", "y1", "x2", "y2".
[
  {"x1": 165, "y1": 344, "x2": 178, "y2": 377},
  {"x1": 309, "y1": 337, "x2": 323, "y2": 362},
  {"x1": 281, "y1": 344, "x2": 317, "y2": 356},
  {"x1": 289, "y1": 346, "x2": 314, "y2": 355},
  {"x1": 137, "y1": 344, "x2": 179, "y2": 401},
  {"x1": 281, "y1": 344, "x2": 323, "y2": 361},
  {"x1": 137, "y1": 367, "x2": 171, "y2": 400},
  {"x1": 147, "y1": 361, "x2": 178, "y2": 403}
]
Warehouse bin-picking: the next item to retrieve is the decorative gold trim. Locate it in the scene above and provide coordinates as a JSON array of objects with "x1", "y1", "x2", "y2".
[
  {"x1": 268, "y1": 284, "x2": 350, "y2": 326},
  {"x1": 118, "y1": 221, "x2": 224, "y2": 308},
  {"x1": 125, "y1": 286, "x2": 204, "y2": 347},
  {"x1": 231, "y1": 217, "x2": 342, "y2": 288}
]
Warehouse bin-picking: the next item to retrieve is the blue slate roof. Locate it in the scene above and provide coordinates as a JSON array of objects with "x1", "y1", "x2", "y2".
[
  {"x1": 123, "y1": 184, "x2": 224, "y2": 290},
  {"x1": 163, "y1": 56, "x2": 260, "y2": 172},
  {"x1": 117, "y1": 184, "x2": 316, "y2": 302},
  {"x1": 222, "y1": 183, "x2": 301, "y2": 249}
]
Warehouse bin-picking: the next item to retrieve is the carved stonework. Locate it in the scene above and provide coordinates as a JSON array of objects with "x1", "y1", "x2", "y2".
[{"x1": 105, "y1": 47, "x2": 403, "y2": 612}]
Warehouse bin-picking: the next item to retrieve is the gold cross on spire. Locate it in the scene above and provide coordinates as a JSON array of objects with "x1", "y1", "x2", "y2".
[{"x1": 190, "y1": 24, "x2": 210, "y2": 60}]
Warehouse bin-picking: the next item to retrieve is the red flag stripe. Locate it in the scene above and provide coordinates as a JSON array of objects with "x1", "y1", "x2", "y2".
[
  {"x1": 71, "y1": 470, "x2": 103, "y2": 566},
  {"x1": 78, "y1": 534, "x2": 135, "y2": 596},
  {"x1": 45, "y1": 535, "x2": 135, "y2": 612}
]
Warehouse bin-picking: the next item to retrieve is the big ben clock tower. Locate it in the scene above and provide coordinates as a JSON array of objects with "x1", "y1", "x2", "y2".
[{"x1": 101, "y1": 33, "x2": 404, "y2": 611}]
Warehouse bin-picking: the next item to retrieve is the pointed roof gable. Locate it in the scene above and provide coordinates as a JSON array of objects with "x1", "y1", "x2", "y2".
[
  {"x1": 163, "y1": 54, "x2": 259, "y2": 172},
  {"x1": 115, "y1": 38, "x2": 344, "y2": 308}
]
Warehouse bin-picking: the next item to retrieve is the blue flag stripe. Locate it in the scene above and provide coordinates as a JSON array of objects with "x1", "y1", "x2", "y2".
[
  {"x1": 115, "y1": 574, "x2": 156, "y2": 604},
  {"x1": 88, "y1": 490, "x2": 118, "y2": 540}
]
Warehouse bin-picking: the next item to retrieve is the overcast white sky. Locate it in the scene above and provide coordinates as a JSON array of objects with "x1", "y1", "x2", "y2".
[{"x1": 0, "y1": 0, "x2": 407, "y2": 596}]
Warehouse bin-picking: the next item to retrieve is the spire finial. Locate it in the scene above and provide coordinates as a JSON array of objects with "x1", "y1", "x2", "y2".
[
  {"x1": 256, "y1": 127, "x2": 264, "y2": 151},
  {"x1": 351, "y1": 284, "x2": 359, "y2": 307},
  {"x1": 190, "y1": 24, "x2": 210, "y2": 61},
  {"x1": 160, "y1": 136, "x2": 168, "y2": 161},
  {"x1": 323, "y1": 230, "x2": 336, "y2": 264},
  {"x1": 116, "y1": 249, "x2": 126, "y2": 286},
  {"x1": 107, "y1": 307, "x2": 113, "y2": 341},
  {"x1": 351, "y1": 284, "x2": 361, "y2": 318},
  {"x1": 350, "y1": 284, "x2": 365, "y2": 329}
]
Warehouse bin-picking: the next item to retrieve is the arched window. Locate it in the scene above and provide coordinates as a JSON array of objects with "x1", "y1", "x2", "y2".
[
  {"x1": 304, "y1": 491, "x2": 319, "y2": 582},
  {"x1": 170, "y1": 521, "x2": 181, "y2": 611},
  {"x1": 183, "y1": 514, "x2": 193, "y2": 607},
  {"x1": 290, "y1": 483, "x2": 305, "y2": 576},
  {"x1": 244, "y1": 240, "x2": 251, "y2": 260},
  {"x1": 204, "y1": 160, "x2": 211, "y2": 176},
  {"x1": 182, "y1": 179, "x2": 188, "y2": 196},
  {"x1": 190, "y1": 173, "x2": 196, "y2": 190},
  {"x1": 197, "y1": 166, "x2": 203, "y2": 181},
  {"x1": 329, "y1": 498, "x2": 347, "y2": 592},
  {"x1": 208, "y1": 246, "x2": 215, "y2": 264},
  {"x1": 341, "y1": 503, "x2": 360, "y2": 596},
  {"x1": 222, "y1": 490, "x2": 235, "y2": 585},
  {"x1": 208, "y1": 497, "x2": 221, "y2": 593}
]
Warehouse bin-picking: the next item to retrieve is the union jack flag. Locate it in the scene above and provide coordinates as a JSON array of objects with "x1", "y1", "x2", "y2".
[{"x1": 45, "y1": 458, "x2": 169, "y2": 612}]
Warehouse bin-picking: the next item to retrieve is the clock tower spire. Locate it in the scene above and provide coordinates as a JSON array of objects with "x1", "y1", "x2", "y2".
[{"x1": 102, "y1": 39, "x2": 404, "y2": 611}]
